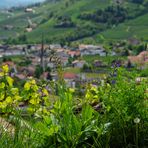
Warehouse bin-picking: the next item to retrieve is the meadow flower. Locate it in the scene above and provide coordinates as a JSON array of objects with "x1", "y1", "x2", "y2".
[
  {"x1": 134, "y1": 117, "x2": 140, "y2": 124},
  {"x1": 6, "y1": 76, "x2": 14, "y2": 87},
  {"x1": 24, "y1": 82, "x2": 31, "y2": 90},
  {"x1": 2, "y1": 64, "x2": 9, "y2": 73},
  {"x1": 111, "y1": 80, "x2": 116, "y2": 84}
]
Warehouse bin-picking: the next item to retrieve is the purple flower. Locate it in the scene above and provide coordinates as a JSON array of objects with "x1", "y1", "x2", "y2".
[{"x1": 111, "y1": 80, "x2": 116, "y2": 84}]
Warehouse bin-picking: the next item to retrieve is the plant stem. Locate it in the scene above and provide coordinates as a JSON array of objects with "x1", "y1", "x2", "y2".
[{"x1": 136, "y1": 124, "x2": 139, "y2": 148}]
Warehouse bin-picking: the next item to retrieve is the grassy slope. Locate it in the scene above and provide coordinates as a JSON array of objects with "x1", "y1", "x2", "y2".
[
  {"x1": 0, "y1": 0, "x2": 111, "y2": 42},
  {"x1": 0, "y1": 0, "x2": 147, "y2": 43},
  {"x1": 27, "y1": 0, "x2": 111, "y2": 43},
  {"x1": 96, "y1": 13, "x2": 148, "y2": 42}
]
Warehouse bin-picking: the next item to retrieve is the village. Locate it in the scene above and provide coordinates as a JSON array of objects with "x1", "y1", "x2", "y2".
[
  {"x1": 0, "y1": 0, "x2": 148, "y2": 146},
  {"x1": 0, "y1": 43, "x2": 148, "y2": 90}
]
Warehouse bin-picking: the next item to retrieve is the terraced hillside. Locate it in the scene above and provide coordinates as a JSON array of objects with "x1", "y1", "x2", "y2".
[{"x1": 0, "y1": 0, "x2": 147, "y2": 44}]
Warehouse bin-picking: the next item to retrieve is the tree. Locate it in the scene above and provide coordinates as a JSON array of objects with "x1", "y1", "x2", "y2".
[
  {"x1": 35, "y1": 65, "x2": 43, "y2": 79},
  {"x1": 18, "y1": 34, "x2": 27, "y2": 43},
  {"x1": 136, "y1": 44, "x2": 146, "y2": 54}
]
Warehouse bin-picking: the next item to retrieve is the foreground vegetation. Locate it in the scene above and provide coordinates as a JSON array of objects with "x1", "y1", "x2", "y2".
[{"x1": 0, "y1": 64, "x2": 148, "y2": 147}]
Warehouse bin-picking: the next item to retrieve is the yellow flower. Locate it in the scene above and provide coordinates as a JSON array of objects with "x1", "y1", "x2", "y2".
[
  {"x1": 29, "y1": 98, "x2": 37, "y2": 105},
  {"x1": 2, "y1": 65, "x2": 9, "y2": 73},
  {"x1": 0, "y1": 82, "x2": 5, "y2": 89},
  {"x1": 5, "y1": 96, "x2": 13, "y2": 104},
  {"x1": 85, "y1": 91, "x2": 91, "y2": 100},
  {"x1": 6, "y1": 76, "x2": 14, "y2": 87},
  {"x1": 0, "y1": 102, "x2": 7, "y2": 109},
  {"x1": 32, "y1": 85, "x2": 38, "y2": 91},
  {"x1": 0, "y1": 72, "x2": 4, "y2": 77},
  {"x1": 11, "y1": 88, "x2": 19, "y2": 95},
  {"x1": 24, "y1": 82, "x2": 31, "y2": 90},
  {"x1": 14, "y1": 95, "x2": 22, "y2": 101},
  {"x1": 43, "y1": 88, "x2": 49, "y2": 96},
  {"x1": 31, "y1": 79, "x2": 36, "y2": 85},
  {"x1": 0, "y1": 94, "x2": 5, "y2": 100},
  {"x1": 93, "y1": 95, "x2": 99, "y2": 99},
  {"x1": 90, "y1": 86, "x2": 98, "y2": 93},
  {"x1": 29, "y1": 96, "x2": 40, "y2": 105}
]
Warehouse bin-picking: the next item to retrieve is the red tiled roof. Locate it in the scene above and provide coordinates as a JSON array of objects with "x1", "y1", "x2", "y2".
[
  {"x1": 68, "y1": 50, "x2": 80, "y2": 56},
  {"x1": 138, "y1": 51, "x2": 148, "y2": 57},
  {"x1": 128, "y1": 56, "x2": 141, "y2": 63},
  {"x1": 128, "y1": 51, "x2": 148, "y2": 64},
  {"x1": 63, "y1": 72, "x2": 77, "y2": 79}
]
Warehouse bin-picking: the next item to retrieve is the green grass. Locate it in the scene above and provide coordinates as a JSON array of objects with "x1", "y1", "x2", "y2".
[
  {"x1": 64, "y1": 67, "x2": 81, "y2": 74},
  {"x1": 82, "y1": 55, "x2": 127, "y2": 64},
  {"x1": 85, "y1": 72, "x2": 105, "y2": 78}
]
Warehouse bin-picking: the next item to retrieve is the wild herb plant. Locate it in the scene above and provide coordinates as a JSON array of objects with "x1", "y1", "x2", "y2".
[{"x1": 0, "y1": 65, "x2": 147, "y2": 147}]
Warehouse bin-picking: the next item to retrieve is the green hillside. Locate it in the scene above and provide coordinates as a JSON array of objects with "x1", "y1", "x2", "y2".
[
  {"x1": 96, "y1": 13, "x2": 148, "y2": 42},
  {"x1": 0, "y1": 0, "x2": 148, "y2": 44}
]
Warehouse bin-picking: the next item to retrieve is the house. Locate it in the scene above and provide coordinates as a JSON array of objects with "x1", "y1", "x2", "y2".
[
  {"x1": 61, "y1": 57, "x2": 69, "y2": 67},
  {"x1": 31, "y1": 56, "x2": 40, "y2": 66},
  {"x1": 79, "y1": 44, "x2": 101, "y2": 50},
  {"x1": 64, "y1": 72, "x2": 78, "y2": 88},
  {"x1": 64, "y1": 72, "x2": 77, "y2": 80},
  {"x1": 138, "y1": 51, "x2": 148, "y2": 61},
  {"x1": 0, "y1": 45, "x2": 9, "y2": 51},
  {"x1": 25, "y1": 8, "x2": 34, "y2": 13},
  {"x1": 128, "y1": 51, "x2": 148, "y2": 67},
  {"x1": 50, "y1": 44, "x2": 61, "y2": 50},
  {"x1": 3, "y1": 50, "x2": 25, "y2": 56},
  {"x1": 79, "y1": 44, "x2": 105, "y2": 56},
  {"x1": 72, "y1": 60, "x2": 86, "y2": 68},
  {"x1": 26, "y1": 27, "x2": 33, "y2": 32},
  {"x1": 56, "y1": 48, "x2": 69, "y2": 58},
  {"x1": 67, "y1": 50, "x2": 81, "y2": 58}
]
